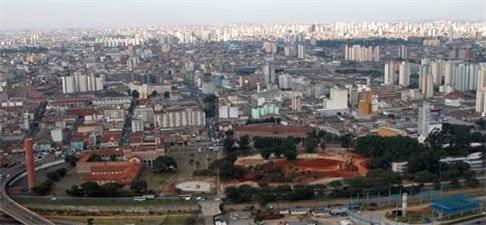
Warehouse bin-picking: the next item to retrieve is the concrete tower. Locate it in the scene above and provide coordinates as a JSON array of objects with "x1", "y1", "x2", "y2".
[{"x1": 24, "y1": 138, "x2": 36, "y2": 191}]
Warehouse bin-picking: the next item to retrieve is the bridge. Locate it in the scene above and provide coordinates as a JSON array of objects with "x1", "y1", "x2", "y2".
[{"x1": 0, "y1": 160, "x2": 64, "y2": 225}]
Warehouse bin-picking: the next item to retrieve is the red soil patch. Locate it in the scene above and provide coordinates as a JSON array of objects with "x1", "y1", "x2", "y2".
[{"x1": 271, "y1": 158, "x2": 341, "y2": 171}]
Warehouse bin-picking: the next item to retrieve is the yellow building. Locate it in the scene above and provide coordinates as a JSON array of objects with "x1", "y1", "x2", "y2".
[{"x1": 377, "y1": 127, "x2": 404, "y2": 137}]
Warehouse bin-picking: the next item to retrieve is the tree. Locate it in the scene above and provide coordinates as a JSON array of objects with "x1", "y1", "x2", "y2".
[
  {"x1": 284, "y1": 150, "x2": 297, "y2": 160},
  {"x1": 413, "y1": 171, "x2": 437, "y2": 183},
  {"x1": 47, "y1": 168, "x2": 67, "y2": 182},
  {"x1": 130, "y1": 180, "x2": 147, "y2": 194},
  {"x1": 65, "y1": 185, "x2": 84, "y2": 197},
  {"x1": 203, "y1": 94, "x2": 217, "y2": 118},
  {"x1": 304, "y1": 138, "x2": 317, "y2": 153},
  {"x1": 477, "y1": 118, "x2": 486, "y2": 130},
  {"x1": 239, "y1": 135, "x2": 250, "y2": 151},
  {"x1": 65, "y1": 154, "x2": 78, "y2": 167},
  {"x1": 101, "y1": 183, "x2": 123, "y2": 197},
  {"x1": 131, "y1": 90, "x2": 140, "y2": 99},
  {"x1": 218, "y1": 160, "x2": 245, "y2": 180},
  {"x1": 163, "y1": 91, "x2": 170, "y2": 98},
  {"x1": 150, "y1": 91, "x2": 158, "y2": 98},
  {"x1": 328, "y1": 180, "x2": 343, "y2": 189},
  {"x1": 32, "y1": 180, "x2": 53, "y2": 196},
  {"x1": 260, "y1": 148, "x2": 273, "y2": 159},
  {"x1": 153, "y1": 156, "x2": 177, "y2": 173},
  {"x1": 340, "y1": 134, "x2": 354, "y2": 148},
  {"x1": 81, "y1": 182, "x2": 101, "y2": 197}
]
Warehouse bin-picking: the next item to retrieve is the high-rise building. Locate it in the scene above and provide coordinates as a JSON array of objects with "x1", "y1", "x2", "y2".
[
  {"x1": 444, "y1": 61, "x2": 456, "y2": 86},
  {"x1": 262, "y1": 63, "x2": 275, "y2": 85},
  {"x1": 454, "y1": 63, "x2": 479, "y2": 92},
  {"x1": 384, "y1": 61, "x2": 399, "y2": 85},
  {"x1": 291, "y1": 96, "x2": 302, "y2": 111},
  {"x1": 475, "y1": 68, "x2": 486, "y2": 113},
  {"x1": 62, "y1": 72, "x2": 104, "y2": 94},
  {"x1": 420, "y1": 74, "x2": 434, "y2": 98},
  {"x1": 430, "y1": 60, "x2": 444, "y2": 85},
  {"x1": 358, "y1": 91, "x2": 373, "y2": 116},
  {"x1": 399, "y1": 45, "x2": 407, "y2": 59},
  {"x1": 399, "y1": 62, "x2": 410, "y2": 87},
  {"x1": 344, "y1": 45, "x2": 380, "y2": 62},
  {"x1": 278, "y1": 74, "x2": 290, "y2": 90},
  {"x1": 297, "y1": 44, "x2": 306, "y2": 59},
  {"x1": 24, "y1": 138, "x2": 36, "y2": 191},
  {"x1": 323, "y1": 87, "x2": 348, "y2": 110},
  {"x1": 418, "y1": 102, "x2": 443, "y2": 138}
]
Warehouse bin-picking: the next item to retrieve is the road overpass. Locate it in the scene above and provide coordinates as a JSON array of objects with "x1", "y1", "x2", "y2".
[{"x1": 0, "y1": 160, "x2": 63, "y2": 225}]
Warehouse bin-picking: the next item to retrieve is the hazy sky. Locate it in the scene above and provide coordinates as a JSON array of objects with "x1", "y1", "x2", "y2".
[{"x1": 1, "y1": 0, "x2": 485, "y2": 30}]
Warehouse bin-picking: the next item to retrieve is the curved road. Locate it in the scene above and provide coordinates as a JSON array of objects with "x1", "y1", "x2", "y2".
[{"x1": 0, "y1": 164, "x2": 55, "y2": 225}]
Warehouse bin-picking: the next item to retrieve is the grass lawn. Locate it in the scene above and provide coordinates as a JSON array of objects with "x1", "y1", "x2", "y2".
[
  {"x1": 139, "y1": 170, "x2": 179, "y2": 191},
  {"x1": 161, "y1": 215, "x2": 195, "y2": 225},
  {"x1": 47, "y1": 215, "x2": 168, "y2": 225},
  {"x1": 45, "y1": 214, "x2": 196, "y2": 225}
]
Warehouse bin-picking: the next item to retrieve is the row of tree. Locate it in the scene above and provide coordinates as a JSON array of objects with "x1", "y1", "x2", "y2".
[
  {"x1": 253, "y1": 137, "x2": 299, "y2": 160},
  {"x1": 65, "y1": 180, "x2": 153, "y2": 197}
]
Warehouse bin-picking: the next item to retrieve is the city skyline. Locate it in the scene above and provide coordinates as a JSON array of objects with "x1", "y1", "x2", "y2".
[{"x1": 1, "y1": 0, "x2": 486, "y2": 30}]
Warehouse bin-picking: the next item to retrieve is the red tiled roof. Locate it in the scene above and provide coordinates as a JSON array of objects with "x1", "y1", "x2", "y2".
[{"x1": 101, "y1": 131, "x2": 121, "y2": 143}]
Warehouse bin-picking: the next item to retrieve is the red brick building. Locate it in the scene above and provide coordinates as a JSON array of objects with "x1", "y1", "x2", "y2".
[{"x1": 76, "y1": 151, "x2": 142, "y2": 186}]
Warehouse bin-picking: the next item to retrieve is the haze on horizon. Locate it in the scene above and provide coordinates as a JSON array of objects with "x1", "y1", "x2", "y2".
[{"x1": 1, "y1": 0, "x2": 485, "y2": 30}]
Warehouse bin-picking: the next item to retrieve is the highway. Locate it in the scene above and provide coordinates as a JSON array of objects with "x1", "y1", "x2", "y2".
[{"x1": 0, "y1": 164, "x2": 55, "y2": 225}]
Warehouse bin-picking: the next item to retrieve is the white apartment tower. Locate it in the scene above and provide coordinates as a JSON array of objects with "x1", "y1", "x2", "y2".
[
  {"x1": 420, "y1": 74, "x2": 434, "y2": 98},
  {"x1": 475, "y1": 68, "x2": 486, "y2": 113},
  {"x1": 399, "y1": 62, "x2": 410, "y2": 87}
]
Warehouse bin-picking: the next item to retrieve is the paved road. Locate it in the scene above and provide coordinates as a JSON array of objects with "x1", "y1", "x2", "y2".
[
  {"x1": 456, "y1": 216, "x2": 486, "y2": 225},
  {"x1": 0, "y1": 164, "x2": 55, "y2": 225}
]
